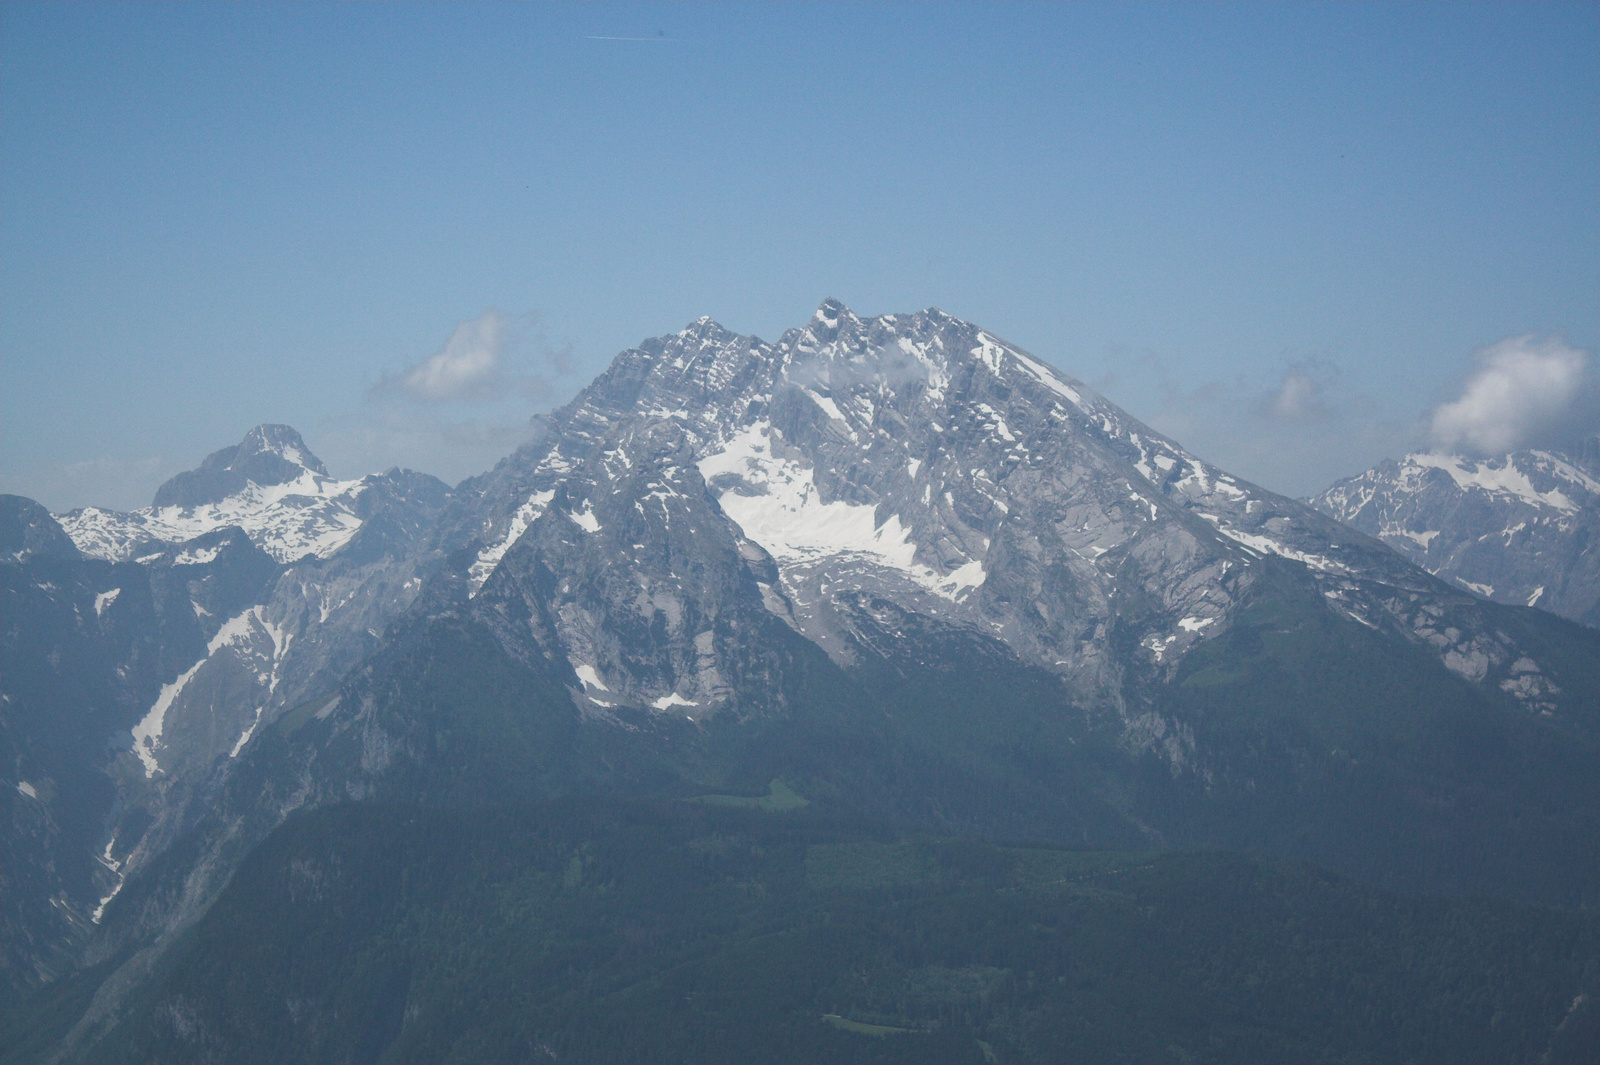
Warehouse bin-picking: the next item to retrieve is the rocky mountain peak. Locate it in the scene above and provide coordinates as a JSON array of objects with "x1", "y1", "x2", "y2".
[
  {"x1": 235, "y1": 423, "x2": 328, "y2": 475},
  {"x1": 456, "y1": 305, "x2": 1555, "y2": 723},
  {"x1": 57, "y1": 424, "x2": 378, "y2": 564},
  {"x1": 802, "y1": 297, "x2": 860, "y2": 340},
  {"x1": 1311, "y1": 444, "x2": 1600, "y2": 624},
  {"x1": 152, "y1": 424, "x2": 327, "y2": 510}
]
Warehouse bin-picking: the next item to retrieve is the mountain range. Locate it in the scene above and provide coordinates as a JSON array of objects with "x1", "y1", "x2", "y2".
[
  {"x1": 4, "y1": 301, "x2": 1596, "y2": 1062},
  {"x1": 1312, "y1": 443, "x2": 1600, "y2": 627}
]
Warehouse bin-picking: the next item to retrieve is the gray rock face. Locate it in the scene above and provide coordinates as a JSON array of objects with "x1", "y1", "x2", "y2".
[
  {"x1": 2, "y1": 437, "x2": 452, "y2": 990},
  {"x1": 0, "y1": 496, "x2": 82, "y2": 563},
  {"x1": 152, "y1": 424, "x2": 329, "y2": 509},
  {"x1": 1311, "y1": 445, "x2": 1600, "y2": 626},
  {"x1": 470, "y1": 417, "x2": 798, "y2": 723},
  {"x1": 449, "y1": 302, "x2": 1551, "y2": 730}
]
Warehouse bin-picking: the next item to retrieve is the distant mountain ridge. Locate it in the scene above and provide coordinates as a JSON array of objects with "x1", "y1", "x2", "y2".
[
  {"x1": 1311, "y1": 444, "x2": 1600, "y2": 626},
  {"x1": 56, "y1": 425, "x2": 373, "y2": 564},
  {"x1": 151, "y1": 423, "x2": 329, "y2": 509}
]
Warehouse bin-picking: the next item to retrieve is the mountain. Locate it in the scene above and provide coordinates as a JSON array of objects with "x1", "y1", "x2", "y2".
[
  {"x1": 2, "y1": 504, "x2": 279, "y2": 992},
  {"x1": 6, "y1": 305, "x2": 1598, "y2": 1061},
  {"x1": 1311, "y1": 444, "x2": 1600, "y2": 626},
  {"x1": 448, "y1": 303, "x2": 1577, "y2": 719},
  {"x1": 1, "y1": 497, "x2": 83, "y2": 564},
  {"x1": 57, "y1": 425, "x2": 374, "y2": 564},
  {"x1": 1, "y1": 429, "x2": 450, "y2": 994},
  {"x1": 66, "y1": 306, "x2": 1592, "y2": 929}
]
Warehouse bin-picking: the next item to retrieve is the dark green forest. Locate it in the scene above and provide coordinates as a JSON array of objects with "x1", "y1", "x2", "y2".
[{"x1": 10, "y1": 800, "x2": 1594, "y2": 1065}]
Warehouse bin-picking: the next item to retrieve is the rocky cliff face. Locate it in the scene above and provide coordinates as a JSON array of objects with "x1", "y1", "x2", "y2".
[
  {"x1": 445, "y1": 302, "x2": 1571, "y2": 734},
  {"x1": 1311, "y1": 445, "x2": 1600, "y2": 627},
  {"x1": 2, "y1": 503, "x2": 279, "y2": 989},
  {"x1": 1, "y1": 431, "x2": 450, "y2": 991}
]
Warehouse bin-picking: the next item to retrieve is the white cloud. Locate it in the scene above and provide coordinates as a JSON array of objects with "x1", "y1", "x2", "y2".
[
  {"x1": 1259, "y1": 359, "x2": 1336, "y2": 422},
  {"x1": 1268, "y1": 372, "x2": 1318, "y2": 419},
  {"x1": 397, "y1": 311, "x2": 510, "y2": 402},
  {"x1": 1428, "y1": 336, "x2": 1590, "y2": 454},
  {"x1": 373, "y1": 309, "x2": 577, "y2": 408},
  {"x1": 334, "y1": 308, "x2": 583, "y2": 485}
]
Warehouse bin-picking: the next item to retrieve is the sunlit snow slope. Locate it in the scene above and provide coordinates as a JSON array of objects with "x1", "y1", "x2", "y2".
[{"x1": 56, "y1": 425, "x2": 367, "y2": 564}]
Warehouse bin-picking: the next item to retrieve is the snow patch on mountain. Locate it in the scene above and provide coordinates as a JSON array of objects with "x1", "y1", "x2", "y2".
[
  {"x1": 131, "y1": 605, "x2": 295, "y2": 776},
  {"x1": 468, "y1": 489, "x2": 556, "y2": 592},
  {"x1": 1312, "y1": 444, "x2": 1599, "y2": 624},
  {"x1": 1197, "y1": 514, "x2": 1342, "y2": 573},
  {"x1": 54, "y1": 507, "x2": 164, "y2": 562},
  {"x1": 1407, "y1": 452, "x2": 1587, "y2": 512},
  {"x1": 229, "y1": 717, "x2": 263, "y2": 758},
  {"x1": 802, "y1": 388, "x2": 847, "y2": 425},
  {"x1": 60, "y1": 469, "x2": 368, "y2": 564},
  {"x1": 992, "y1": 334, "x2": 1087, "y2": 408},
  {"x1": 132, "y1": 660, "x2": 205, "y2": 777},
  {"x1": 698, "y1": 421, "x2": 984, "y2": 602}
]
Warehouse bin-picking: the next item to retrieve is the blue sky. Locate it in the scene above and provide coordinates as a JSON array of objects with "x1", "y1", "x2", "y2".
[{"x1": 3, "y1": 1, "x2": 1596, "y2": 509}]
